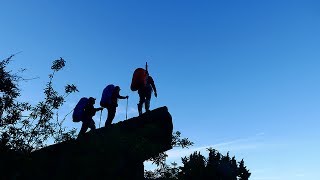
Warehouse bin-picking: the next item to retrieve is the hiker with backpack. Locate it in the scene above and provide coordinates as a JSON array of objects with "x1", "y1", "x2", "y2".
[
  {"x1": 131, "y1": 63, "x2": 157, "y2": 116},
  {"x1": 100, "y1": 85, "x2": 128, "y2": 127},
  {"x1": 137, "y1": 70, "x2": 157, "y2": 115},
  {"x1": 76, "y1": 97, "x2": 103, "y2": 138}
]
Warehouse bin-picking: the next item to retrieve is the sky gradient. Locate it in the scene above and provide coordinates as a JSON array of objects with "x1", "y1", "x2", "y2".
[{"x1": 1, "y1": 1, "x2": 320, "y2": 179}]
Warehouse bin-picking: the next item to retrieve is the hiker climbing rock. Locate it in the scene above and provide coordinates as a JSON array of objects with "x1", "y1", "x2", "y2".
[
  {"x1": 100, "y1": 85, "x2": 128, "y2": 127},
  {"x1": 74, "y1": 97, "x2": 103, "y2": 138},
  {"x1": 131, "y1": 63, "x2": 157, "y2": 116}
]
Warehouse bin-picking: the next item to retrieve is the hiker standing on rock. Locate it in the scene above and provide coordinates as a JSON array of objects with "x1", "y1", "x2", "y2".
[
  {"x1": 137, "y1": 71, "x2": 157, "y2": 115},
  {"x1": 131, "y1": 63, "x2": 157, "y2": 116},
  {"x1": 100, "y1": 85, "x2": 128, "y2": 127}
]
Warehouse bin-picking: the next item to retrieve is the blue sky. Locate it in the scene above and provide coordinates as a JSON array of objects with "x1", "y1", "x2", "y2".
[{"x1": 1, "y1": 1, "x2": 320, "y2": 179}]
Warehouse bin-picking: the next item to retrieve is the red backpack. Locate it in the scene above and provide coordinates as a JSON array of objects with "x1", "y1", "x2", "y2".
[{"x1": 130, "y1": 68, "x2": 147, "y2": 91}]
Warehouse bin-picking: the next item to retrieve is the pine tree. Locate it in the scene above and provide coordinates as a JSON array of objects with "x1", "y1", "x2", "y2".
[
  {"x1": 179, "y1": 151, "x2": 206, "y2": 179},
  {"x1": 238, "y1": 159, "x2": 251, "y2": 180}
]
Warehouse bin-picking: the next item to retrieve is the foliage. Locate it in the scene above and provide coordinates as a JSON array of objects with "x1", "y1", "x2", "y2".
[
  {"x1": 147, "y1": 131, "x2": 194, "y2": 169},
  {"x1": 172, "y1": 131, "x2": 194, "y2": 148},
  {"x1": 145, "y1": 131, "x2": 194, "y2": 179},
  {"x1": 0, "y1": 54, "x2": 78, "y2": 154},
  {"x1": 145, "y1": 148, "x2": 251, "y2": 180},
  {"x1": 238, "y1": 159, "x2": 251, "y2": 180},
  {"x1": 179, "y1": 151, "x2": 206, "y2": 179}
]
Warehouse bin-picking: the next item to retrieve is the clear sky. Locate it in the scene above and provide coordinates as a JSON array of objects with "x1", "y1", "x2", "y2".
[{"x1": 1, "y1": 1, "x2": 320, "y2": 179}]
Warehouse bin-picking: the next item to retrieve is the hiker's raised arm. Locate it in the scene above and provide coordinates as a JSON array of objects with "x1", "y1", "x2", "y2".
[{"x1": 118, "y1": 95, "x2": 128, "y2": 99}]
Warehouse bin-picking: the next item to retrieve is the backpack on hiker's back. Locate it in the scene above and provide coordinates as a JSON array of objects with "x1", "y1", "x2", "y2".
[
  {"x1": 130, "y1": 68, "x2": 147, "y2": 91},
  {"x1": 72, "y1": 97, "x2": 89, "y2": 122},
  {"x1": 100, "y1": 84, "x2": 115, "y2": 108}
]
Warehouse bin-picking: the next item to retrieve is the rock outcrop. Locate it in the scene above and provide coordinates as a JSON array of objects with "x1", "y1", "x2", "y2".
[{"x1": 21, "y1": 106, "x2": 173, "y2": 179}]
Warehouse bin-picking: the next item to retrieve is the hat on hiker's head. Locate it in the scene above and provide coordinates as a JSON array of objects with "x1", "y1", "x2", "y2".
[
  {"x1": 115, "y1": 86, "x2": 120, "y2": 91},
  {"x1": 89, "y1": 97, "x2": 96, "y2": 101}
]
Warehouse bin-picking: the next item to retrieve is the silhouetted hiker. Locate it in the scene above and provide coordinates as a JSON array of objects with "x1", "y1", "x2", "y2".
[
  {"x1": 137, "y1": 71, "x2": 157, "y2": 115},
  {"x1": 100, "y1": 85, "x2": 128, "y2": 127},
  {"x1": 77, "y1": 97, "x2": 103, "y2": 138},
  {"x1": 130, "y1": 63, "x2": 157, "y2": 116}
]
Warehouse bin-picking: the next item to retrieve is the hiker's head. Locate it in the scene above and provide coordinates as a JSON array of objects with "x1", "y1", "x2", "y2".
[
  {"x1": 88, "y1": 97, "x2": 96, "y2": 104},
  {"x1": 114, "y1": 86, "x2": 121, "y2": 92}
]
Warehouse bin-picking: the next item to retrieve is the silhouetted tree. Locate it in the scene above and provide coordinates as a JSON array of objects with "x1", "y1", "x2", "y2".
[
  {"x1": 145, "y1": 162, "x2": 180, "y2": 180},
  {"x1": 147, "y1": 148, "x2": 251, "y2": 180},
  {"x1": 168, "y1": 162, "x2": 179, "y2": 180},
  {"x1": 145, "y1": 169, "x2": 158, "y2": 179},
  {"x1": 179, "y1": 151, "x2": 206, "y2": 180},
  {"x1": 145, "y1": 131, "x2": 194, "y2": 179},
  {"x1": 238, "y1": 159, "x2": 251, "y2": 180},
  {"x1": 205, "y1": 148, "x2": 221, "y2": 179},
  {"x1": 182, "y1": 149, "x2": 250, "y2": 180},
  {"x1": 0, "y1": 54, "x2": 78, "y2": 154},
  {"x1": 219, "y1": 152, "x2": 233, "y2": 180},
  {"x1": 230, "y1": 156, "x2": 239, "y2": 180}
]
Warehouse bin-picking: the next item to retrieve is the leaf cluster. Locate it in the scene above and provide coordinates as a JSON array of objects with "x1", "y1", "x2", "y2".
[
  {"x1": 145, "y1": 148, "x2": 251, "y2": 180},
  {"x1": 148, "y1": 131, "x2": 194, "y2": 169},
  {"x1": 0, "y1": 55, "x2": 78, "y2": 154}
]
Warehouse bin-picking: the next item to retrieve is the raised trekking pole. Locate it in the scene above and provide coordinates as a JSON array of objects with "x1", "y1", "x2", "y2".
[
  {"x1": 126, "y1": 97, "x2": 128, "y2": 120},
  {"x1": 99, "y1": 109, "x2": 102, "y2": 128}
]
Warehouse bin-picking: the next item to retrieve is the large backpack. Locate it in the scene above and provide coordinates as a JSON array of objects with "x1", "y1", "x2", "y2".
[
  {"x1": 100, "y1": 84, "x2": 115, "y2": 108},
  {"x1": 130, "y1": 68, "x2": 147, "y2": 91},
  {"x1": 72, "y1": 97, "x2": 89, "y2": 122}
]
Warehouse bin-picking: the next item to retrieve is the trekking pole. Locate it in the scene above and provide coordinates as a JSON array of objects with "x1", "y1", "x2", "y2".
[
  {"x1": 99, "y1": 109, "x2": 102, "y2": 128},
  {"x1": 146, "y1": 62, "x2": 148, "y2": 71},
  {"x1": 126, "y1": 97, "x2": 128, "y2": 120},
  {"x1": 60, "y1": 108, "x2": 74, "y2": 126}
]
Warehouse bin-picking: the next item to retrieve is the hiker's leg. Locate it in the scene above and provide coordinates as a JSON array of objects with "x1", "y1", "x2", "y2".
[
  {"x1": 78, "y1": 121, "x2": 89, "y2": 138},
  {"x1": 145, "y1": 99, "x2": 150, "y2": 112},
  {"x1": 138, "y1": 89, "x2": 145, "y2": 115},
  {"x1": 105, "y1": 107, "x2": 116, "y2": 127},
  {"x1": 105, "y1": 108, "x2": 111, "y2": 127},
  {"x1": 88, "y1": 119, "x2": 96, "y2": 130},
  {"x1": 137, "y1": 103, "x2": 143, "y2": 116},
  {"x1": 145, "y1": 89, "x2": 152, "y2": 112}
]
